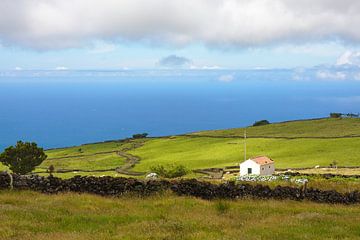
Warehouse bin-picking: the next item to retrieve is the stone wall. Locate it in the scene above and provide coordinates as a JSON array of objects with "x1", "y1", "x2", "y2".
[{"x1": 1, "y1": 173, "x2": 359, "y2": 204}]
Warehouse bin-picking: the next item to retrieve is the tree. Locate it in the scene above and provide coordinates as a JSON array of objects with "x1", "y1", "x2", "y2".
[
  {"x1": 330, "y1": 113, "x2": 342, "y2": 118},
  {"x1": 132, "y1": 133, "x2": 149, "y2": 139},
  {"x1": 0, "y1": 141, "x2": 47, "y2": 175},
  {"x1": 253, "y1": 120, "x2": 270, "y2": 127}
]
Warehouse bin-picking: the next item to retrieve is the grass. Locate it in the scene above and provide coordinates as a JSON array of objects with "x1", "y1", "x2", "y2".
[
  {"x1": 1, "y1": 191, "x2": 360, "y2": 240},
  {"x1": 0, "y1": 141, "x2": 127, "y2": 176},
  {"x1": 45, "y1": 141, "x2": 124, "y2": 158},
  {"x1": 192, "y1": 118, "x2": 360, "y2": 138},
  {"x1": 129, "y1": 136, "x2": 360, "y2": 171},
  {"x1": 39, "y1": 153, "x2": 124, "y2": 171},
  {"x1": 2, "y1": 118, "x2": 360, "y2": 177}
]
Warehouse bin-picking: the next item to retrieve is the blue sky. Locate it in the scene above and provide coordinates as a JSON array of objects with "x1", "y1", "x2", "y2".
[{"x1": 1, "y1": 1, "x2": 360, "y2": 70}]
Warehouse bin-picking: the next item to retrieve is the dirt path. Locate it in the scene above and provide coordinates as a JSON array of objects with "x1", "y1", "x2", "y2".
[{"x1": 115, "y1": 141, "x2": 146, "y2": 176}]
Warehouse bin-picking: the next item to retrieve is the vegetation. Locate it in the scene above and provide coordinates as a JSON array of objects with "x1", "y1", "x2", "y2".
[
  {"x1": 253, "y1": 119, "x2": 270, "y2": 126},
  {"x1": 2, "y1": 118, "x2": 360, "y2": 178},
  {"x1": 132, "y1": 133, "x2": 148, "y2": 139},
  {"x1": 330, "y1": 112, "x2": 342, "y2": 118},
  {"x1": 214, "y1": 201, "x2": 230, "y2": 214},
  {"x1": 0, "y1": 141, "x2": 47, "y2": 175},
  {"x1": 1, "y1": 191, "x2": 360, "y2": 240},
  {"x1": 150, "y1": 164, "x2": 188, "y2": 178},
  {"x1": 129, "y1": 136, "x2": 360, "y2": 171},
  {"x1": 330, "y1": 112, "x2": 359, "y2": 118},
  {"x1": 191, "y1": 118, "x2": 360, "y2": 138}
]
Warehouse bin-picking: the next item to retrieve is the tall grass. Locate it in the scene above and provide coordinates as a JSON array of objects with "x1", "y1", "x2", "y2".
[{"x1": 1, "y1": 191, "x2": 360, "y2": 239}]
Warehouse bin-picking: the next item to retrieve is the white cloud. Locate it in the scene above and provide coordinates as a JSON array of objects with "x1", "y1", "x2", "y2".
[
  {"x1": 55, "y1": 66, "x2": 68, "y2": 70},
  {"x1": 2, "y1": 0, "x2": 360, "y2": 50},
  {"x1": 88, "y1": 41, "x2": 117, "y2": 54},
  {"x1": 190, "y1": 65, "x2": 222, "y2": 70},
  {"x1": 14, "y1": 67, "x2": 23, "y2": 71},
  {"x1": 218, "y1": 74, "x2": 234, "y2": 82},
  {"x1": 316, "y1": 70, "x2": 347, "y2": 80},
  {"x1": 336, "y1": 51, "x2": 360, "y2": 66}
]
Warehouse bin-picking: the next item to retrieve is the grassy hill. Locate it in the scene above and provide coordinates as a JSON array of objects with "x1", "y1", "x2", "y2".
[
  {"x1": 191, "y1": 118, "x2": 360, "y2": 138},
  {"x1": 1, "y1": 191, "x2": 360, "y2": 240},
  {"x1": 1, "y1": 117, "x2": 360, "y2": 176},
  {"x1": 129, "y1": 136, "x2": 360, "y2": 171}
]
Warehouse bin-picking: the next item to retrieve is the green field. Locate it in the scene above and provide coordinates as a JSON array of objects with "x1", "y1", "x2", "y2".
[
  {"x1": 192, "y1": 118, "x2": 360, "y2": 138},
  {"x1": 1, "y1": 118, "x2": 360, "y2": 176},
  {"x1": 130, "y1": 136, "x2": 360, "y2": 171},
  {"x1": 1, "y1": 191, "x2": 360, "y2": 240}
]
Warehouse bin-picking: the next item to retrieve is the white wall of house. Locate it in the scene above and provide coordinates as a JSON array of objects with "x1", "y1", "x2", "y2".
[
  {"x1": 240, "y1": 159, "x2": 260, "y2": 176},
  {"x1": 240, "y1": 159, "x2": 275, "y2": 176},
  {"x1": 259, "y1": 163, "x2": 275, "y2": 175}
]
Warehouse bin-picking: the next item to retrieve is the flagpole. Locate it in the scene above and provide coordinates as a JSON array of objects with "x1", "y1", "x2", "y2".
[{"x1": 244, "y1": 129, "x2": 247, "y2": 161}]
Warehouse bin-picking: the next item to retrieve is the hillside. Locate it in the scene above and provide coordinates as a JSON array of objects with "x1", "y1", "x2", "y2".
[
  {"x1": 2, "y1": 117, "x2": 360, "y2": 177},
  {"x1": 191, "y1": 118, "x2": 360, "y2": 138},
  {"x1": 129, "y1": 136, "x2": 360, "y2": 170}
]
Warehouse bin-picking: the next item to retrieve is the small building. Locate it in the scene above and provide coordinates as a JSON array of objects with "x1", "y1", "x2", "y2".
[{"x1": 239, "y1": 156, "x2": 275, "y2": 176}]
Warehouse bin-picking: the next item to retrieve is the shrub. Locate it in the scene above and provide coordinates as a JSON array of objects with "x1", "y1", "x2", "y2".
[
  {"x1": 48, "y1": 165, "x2": 55, "y2": 176},
  {"x1": 253, "y1": 120, "x2": 270, "y2": 127},
  {"x1": 0, "y1": 141, "x2": 47, "y2": 175},
  {"x1": 330, "y1": 113, "x2": 342, "y2": 118},
  {"x1": 215, "y1": 201, "x2": 230, "y2": 214},
  {"x1": 132, "y1": 133, "x2": 149, "y2": 139},
  {"x1": 150, "y1": 164, "x2": 189, "y2": 178}
]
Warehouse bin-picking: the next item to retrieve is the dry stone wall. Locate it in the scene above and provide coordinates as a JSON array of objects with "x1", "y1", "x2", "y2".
[{"x1": 1, "y1": 173, "x2": 360, "y2": 204}]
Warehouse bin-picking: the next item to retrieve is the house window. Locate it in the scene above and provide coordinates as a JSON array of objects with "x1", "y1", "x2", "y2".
[
  {"x1": 262, "y1": 168, "x2": 264, "y2": 170},
  {"x1": 247, "y1": 168, "x2": 252, "y2": 174},
  {"x1": 269, "y1": 166, "x2": 271, "y2": 168}
]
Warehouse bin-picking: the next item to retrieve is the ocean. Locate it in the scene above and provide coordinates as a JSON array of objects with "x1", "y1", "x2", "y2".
[{"x1": 0, "y1": 69, "x2": 359, "y2": 150}]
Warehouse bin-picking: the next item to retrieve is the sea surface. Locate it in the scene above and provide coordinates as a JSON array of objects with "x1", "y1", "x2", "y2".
[{"x1": 0, "y1": 69, "x2": 359, "y2": 150}]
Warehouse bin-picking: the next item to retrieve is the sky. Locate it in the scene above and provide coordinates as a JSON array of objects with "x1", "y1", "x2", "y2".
[{"x1": 1, "y1": 0, "x2": 360, "y2": 70}]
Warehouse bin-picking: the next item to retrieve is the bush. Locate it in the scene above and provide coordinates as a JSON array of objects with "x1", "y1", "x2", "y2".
[
  {"x1": 253, "y1": 120, "x2": 270, "y2": 127},
  {"x1": 330, "y1": 113, "x2": 342, "y2": 118},
  {"x1": 215, "y1": 201, "x2": 230, "y2": 214},
  {"x1": 48, "y1": 165, "x2": 55, "y2": 176},
  {"x1": 132, "y1": 133, "x2": 149, "y2": 139},
  {"x1": 150, "y1": 164, "x2": 189, "y2": 178},
  {"x1": 0, "y1": 141, "x2": 47, "y2": 175}
]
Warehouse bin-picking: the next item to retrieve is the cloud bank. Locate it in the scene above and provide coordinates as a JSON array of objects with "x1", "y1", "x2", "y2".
[
  {"x1": 1, "y1": 0, "x2": 360, "y2": 50},
  {"x1": 158, "y1": 55, "x2": 191, "y2": 68}
]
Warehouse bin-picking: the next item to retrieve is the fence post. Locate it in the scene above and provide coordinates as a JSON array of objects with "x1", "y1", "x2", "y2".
[{"x1": 5, "y1": 171, "x2": 13, "y2": 190}]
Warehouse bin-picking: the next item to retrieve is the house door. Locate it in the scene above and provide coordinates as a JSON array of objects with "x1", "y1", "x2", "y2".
[{"x1": 247, "y1": 168, "x2": 252, "y2": 174}]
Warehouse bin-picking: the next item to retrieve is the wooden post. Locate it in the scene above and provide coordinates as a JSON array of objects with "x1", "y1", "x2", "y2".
[{"x1": 5, "y1": 171, "x2": 13, "y2": 190}]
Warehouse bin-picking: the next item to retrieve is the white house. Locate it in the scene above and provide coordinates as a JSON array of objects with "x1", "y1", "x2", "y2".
[{"x1": 239, "y1": 156, "x2": 275, "y2": 176}]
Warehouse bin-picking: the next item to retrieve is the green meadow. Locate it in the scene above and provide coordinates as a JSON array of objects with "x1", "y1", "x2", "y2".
[
  {"x1": 130, "y1": 136, "x2": 360, "y2": 171},
  {"x1": 192, "y1": 118, "x2": 360, "y2": 138},
  {"x1": 0, "y1": 191, "x2": 360, "y2": 240},
  {"x1": 1, "y1": 118, "x2": 360, "y2": 176}
]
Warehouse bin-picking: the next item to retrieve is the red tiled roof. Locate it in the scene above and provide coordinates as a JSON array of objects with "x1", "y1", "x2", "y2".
[{"x1": 250, "y1": 156, "x2": 274, "y2": 165}]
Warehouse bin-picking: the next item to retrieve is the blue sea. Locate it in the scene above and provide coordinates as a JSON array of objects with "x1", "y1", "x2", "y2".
[{"x1": 1, "y1": 69, "x2": 359, "y2": 150}]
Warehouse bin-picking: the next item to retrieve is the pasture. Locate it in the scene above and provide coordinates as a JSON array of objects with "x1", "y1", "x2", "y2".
[
  {"x1": 1, "y1": 191, "x2": 360, "y2": 240},
  {"x1": 2, "y1": 118, "x2": 360, "y2": 177}
]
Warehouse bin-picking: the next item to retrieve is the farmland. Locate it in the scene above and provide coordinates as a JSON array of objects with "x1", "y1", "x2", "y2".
[
  {"x1": 1, "y1": 117, "x2": 360, "y2": 177},
  {"x1": 2, "y1": 118, "x2": 360, "y2": 239}
]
